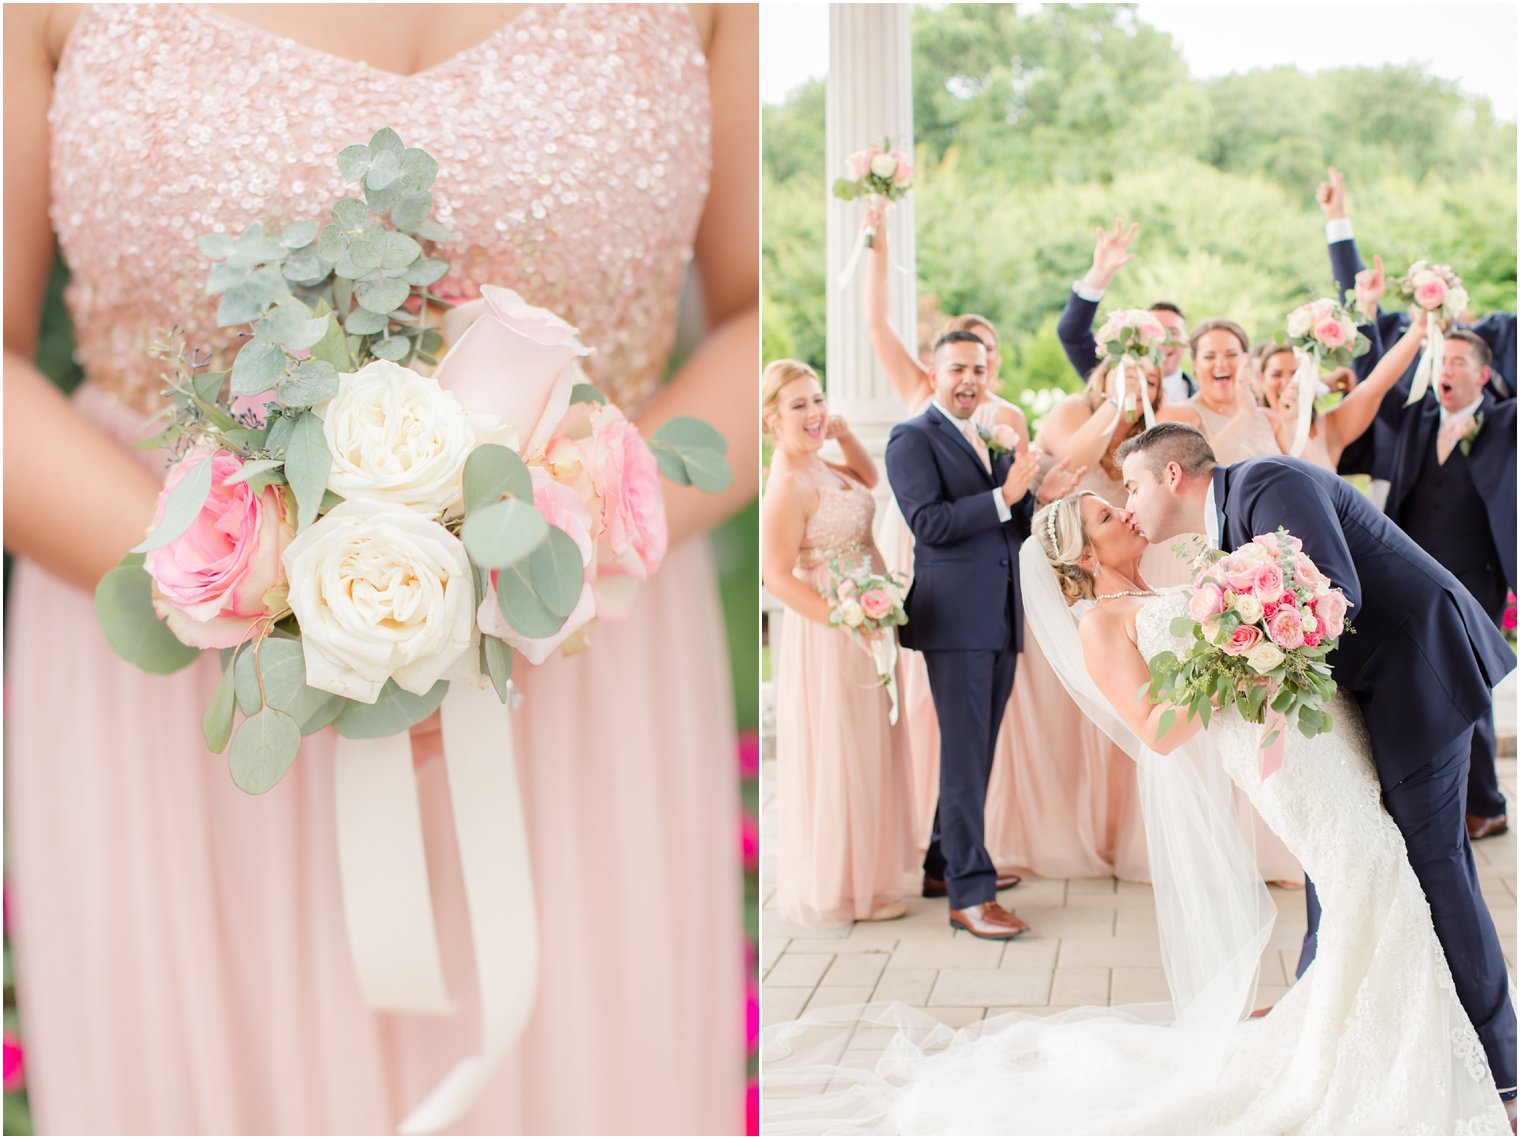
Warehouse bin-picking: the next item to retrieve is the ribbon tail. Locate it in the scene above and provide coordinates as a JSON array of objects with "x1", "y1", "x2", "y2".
[
  {"x1": 869, "y1": 636, "x2": 899, "y2": 724},
  {"x1": 837, "y1": 226, "x2": 870, "y2": 290},
  {"x1": 1139, "y1": 357, "x2": 1157, "y2": 429},
  {"x1": 334, "y1": 732, "x2": 452, "y2": 1015},
  {"x1": 1288, "y1": 348, "x2": 1316, "y2": 458},
  {"x1": 398, "y1": 684, "x2": 540, "y2": 1135},
  {"x1": 1258, "y1": 707, "x2": 1287, "y2": 781},
  {"x1": 1406, "y1": 329, "x2": 1436, "y2": 406},
  {"x1": 1115, "y1": 356, "x2": 1129, "y2": 424}
]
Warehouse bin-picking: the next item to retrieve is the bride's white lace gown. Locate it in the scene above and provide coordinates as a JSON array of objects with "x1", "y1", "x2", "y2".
[{"x1": 763, "y1": 592, "x2": 1508, "y2": 1135}]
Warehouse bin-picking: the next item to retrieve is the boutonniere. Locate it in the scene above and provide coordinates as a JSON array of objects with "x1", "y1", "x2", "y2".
[
  {"x1": 978, "y1": 422, "x2": 1018, "y2": 458},
  {"x1": 1458, "y1": 411, "x2": 1484, "y2": 457}
]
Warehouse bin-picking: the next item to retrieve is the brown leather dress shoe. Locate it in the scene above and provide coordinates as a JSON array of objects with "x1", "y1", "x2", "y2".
[
  {"x1": 948, "y1": 901, "x2": 1030, "y2": 940},
  {"x1": 1467, "y1": 813, "x2": 1509, "y2": 840},
  {"x1": 923, "y1": 872, "x2": 1021, "y2": 898}
]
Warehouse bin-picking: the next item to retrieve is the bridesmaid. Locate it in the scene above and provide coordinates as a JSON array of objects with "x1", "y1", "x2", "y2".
[{"x1": 761, "y1": 360, "x2": 915, "y2": 928}]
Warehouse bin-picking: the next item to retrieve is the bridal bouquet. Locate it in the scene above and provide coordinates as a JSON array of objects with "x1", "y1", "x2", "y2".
[
  {"x1": 1146, "y1": 529, "x2": 1350, "y2": 753},
  {"x1": 95, "y1": 127, "x2": 729, "y2": 793},
  {"x1": 832, "y1": 138, "x2": 913, "y2": 287},
  {"x1": 1095, "y1": 309, "x2": 1179, "y2": 428},
  {"x1": 826, "y1": 560, "x2": 907, "y2": 722},
  {"x1": 1281, "y1": 297, "x2": 1372, "y2": 456},
  {"x1": 1395, "y1": 261, "x2": 1468, "y2": 407}
]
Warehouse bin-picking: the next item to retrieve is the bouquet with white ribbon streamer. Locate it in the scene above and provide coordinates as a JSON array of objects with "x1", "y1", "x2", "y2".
[
  {"x1": 1094, "y1": 309, "x2": 1179, "y2": 429},
  {"x1": 1395, "y1": 260, "x2": 1468, "y2": 407},
  {"x1": 1282, "y1": 297, "x2": 1371, "y2": 456},
  {"x1": 825, "y1": 559, "x2": 908, "y2": 724},
  {"x1": 832, "y1": 138, "x2": 913, "y2": 289}
]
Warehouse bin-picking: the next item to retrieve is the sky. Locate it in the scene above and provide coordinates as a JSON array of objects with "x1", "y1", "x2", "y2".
[{"x1": 759, "y1": 2, "x2": 1519, "y2": 122}]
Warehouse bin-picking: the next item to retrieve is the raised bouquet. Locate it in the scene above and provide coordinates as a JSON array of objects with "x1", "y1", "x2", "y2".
[
  {"x1": 826, "y1": 559, "x2": 907, "y2": 722},
  {"x1": 1281, "y1": 297, "x2": 1372, "y2": 456},
  {"x1": 1394, "y1": 260, "x2": 1468, "y2": 407},
  {"x1": 1095, "y1": 308, "x2": 1180, "y2": 429},
  {"x1": 1145, "y1": 530, "x2": 1351, "y2": 774},
  {"x1": 91, "y1": 127, "x2": 730, "y2": 1133},
  {"x1": 832, "y1": 138, "x2": 913, "y2": 286}
]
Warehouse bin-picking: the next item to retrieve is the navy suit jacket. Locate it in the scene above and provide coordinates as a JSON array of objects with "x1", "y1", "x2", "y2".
[
  {"x1": 1056, "y1": 289, "x2": 1195, "y2": 394},
  {"x1": 885, "y1": 408, "x2": 1034, "y2": 653},
  {"x1": 1214, "y1": 457, "x2": 1515, "y2": 786},
  {"x1": 1382, "y1": 389, "x2": 1517, "y2": 592}
]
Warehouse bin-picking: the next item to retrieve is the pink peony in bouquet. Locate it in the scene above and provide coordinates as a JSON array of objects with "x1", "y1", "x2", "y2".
[{"x1": 1146, "y1": 529, "x2": 1351, "y2": 751}]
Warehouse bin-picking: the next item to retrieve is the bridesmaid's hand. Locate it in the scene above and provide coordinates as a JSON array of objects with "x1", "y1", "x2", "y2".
[{"x1": 825, "y1": 415, "x2": 852, "y2": 441}]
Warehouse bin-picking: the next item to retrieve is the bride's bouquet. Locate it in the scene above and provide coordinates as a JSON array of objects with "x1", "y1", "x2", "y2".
[
  {"x1": 91, "y1": 127, "x2": 731, "y2": 1133},
  {"x1": 1394, "y1": 260, "x2": 1468, "y2": 406},
  {"x1": 1281, "y1": 297, "x2": 1372, "y2": 456},
  {"x1": 826, "y1": 560, "x2": 907, "y2": 722},
  {"x1": 1095, "y1": 309, "x2": 1180, "y2": 429},
  {"x1": 1146, "y1": 529, "x2": 1350, "y2": 756}
]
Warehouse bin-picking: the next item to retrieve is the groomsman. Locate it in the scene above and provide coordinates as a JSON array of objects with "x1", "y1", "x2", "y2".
[
  {"x1": 885, "y1": 332, "x2": 1079, "y2": 938},
  {"x1": 1057, "y1": 218, "x2": 1195, "y2": 402},
  {"x1": 1376, "y1": 329, "x2": 1516, "y2": 840}
]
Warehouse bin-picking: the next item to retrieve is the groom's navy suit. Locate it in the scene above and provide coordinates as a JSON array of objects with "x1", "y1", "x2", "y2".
[
  {"x1": 1214, "y1": 456, "x2": 1516, "y2": 1092},
  {"x1": 886, "y1": 405, "x2": 1034, "y2": 909}
]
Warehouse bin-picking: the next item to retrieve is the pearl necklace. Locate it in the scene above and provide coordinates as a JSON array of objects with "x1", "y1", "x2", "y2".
[{"x1": 1094, "y1": 589, "x2": 1157, "y2": 601}]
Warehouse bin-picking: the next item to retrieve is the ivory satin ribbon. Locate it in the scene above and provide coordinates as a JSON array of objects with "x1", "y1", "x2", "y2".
[
  {"x1": 1405, "y1": 317, "x2": 1444, "y2": 407},
  {"x1": 1113, "y1": 355, "x2": 1157, "y2": 431},
  {"x1": 334, "y1": 682, "x2": 539, "y2": 1134},
  {"x1": 1287, "y1": 347, "x2": 1318, "y2": 458}
]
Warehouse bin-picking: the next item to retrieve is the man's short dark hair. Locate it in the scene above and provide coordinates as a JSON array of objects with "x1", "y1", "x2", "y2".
[
  {"x1": 1447, "y1": 329, "x2": 1493, "y2": 370},
  {"x1": 1115, "y1": 422, "x2": 1217, "y2": 479},
  {"x1": 932, "y1": 328, "x2": 989, "y2": 358},
  {"x1": 1149, "y1": 301, "x2": 1187, "y2": 323}
]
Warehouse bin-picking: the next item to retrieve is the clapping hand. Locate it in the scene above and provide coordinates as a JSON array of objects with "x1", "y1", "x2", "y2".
[
  {"x1": 1036, "y1": 455, "x2": 1087, "y2": 504},
  {"x1": 1353, "y1": 254, "x2": 1385, "y2": 320},
  {"x1": 1316, "y1": 167, "x2": 1347, "y2": 221},
  {"x1": 1000, "y1": 449, "x2": 1043, "y2": 506},
  {"x1": 1085, "y1": 218, "x2": 1139, "y2": 290}
]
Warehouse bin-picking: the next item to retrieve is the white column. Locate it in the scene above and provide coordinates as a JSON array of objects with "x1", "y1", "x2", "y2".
[{"x1": 825, "y1": 3, "x2": 915, "y2": 468}]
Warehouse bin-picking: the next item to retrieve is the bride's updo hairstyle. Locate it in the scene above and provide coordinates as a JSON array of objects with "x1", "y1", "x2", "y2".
[
  {"x1": 1033, "y1": 492, "x2": 1101, "y2": 604},
  {"x1": 762, "y1": 359, "x2": 819, "y2": 434}
]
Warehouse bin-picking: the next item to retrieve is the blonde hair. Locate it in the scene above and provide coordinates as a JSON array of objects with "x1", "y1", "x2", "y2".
[
  {"x1": 1032, "y1": 492, "x2": 1102, "y2": 604},
  {"x1": 761, "y1": 359, "x2": 820, "y2": 433}
]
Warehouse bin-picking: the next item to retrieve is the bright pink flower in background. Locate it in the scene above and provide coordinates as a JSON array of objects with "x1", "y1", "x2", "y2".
[
  {"x1": 585, "y1": 405, "x2": 668, "y2": 582},
  {"x1": 859, "y1": 588, "x2": 893, "y2": 621},
  {"x1": 746, "y1": 1081, "x2": 759, "y2": 1136},
  {"x1": 3, "y1": 1032, "x2": 22, "y2": 1093},
  {"x1": 746, "y1": 982, "x2": 759, "y2": 1048},
  {"x1": 1189, "y1": 583, "x2": 1227, "y2": 622},
  {"x1": 741, "y1": 811, "x2": 759, "y2": 869},
  {"x1": 146, "y1": 451, "x2": 295, "y2": 649},
  {"x1": 738, "y1": 732, "x2": 760, "y2": 778},
  {"x1": 1266, "y1": 606, "x2": 1306, "y2": 650},
  {"x1": 1220, "y1": 624, "x2": 1262, "y2": 657},
  {"x1": 1503, "y1": 591, "x2": 1516, "y2": 632}
]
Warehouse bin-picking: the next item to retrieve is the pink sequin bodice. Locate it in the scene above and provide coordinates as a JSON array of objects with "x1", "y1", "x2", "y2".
[
  {"x1": 49, "y1": 4, "x2": 712, "y2": 415},
  {"x1": 795, "y1": 470, "x2": 880, "y2": 576}
]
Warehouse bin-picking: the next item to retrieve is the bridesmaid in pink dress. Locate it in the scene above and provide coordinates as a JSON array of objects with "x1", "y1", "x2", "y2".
[
  {"x1": 761, "y1": 361, "x2": 915, "y2": 929},
  {"x1": 860, "y1": 207, "x2": 1137, "y2": 881},
  {"x1": 4, "y1": 5, "x2": 754, "y2": 1133}
]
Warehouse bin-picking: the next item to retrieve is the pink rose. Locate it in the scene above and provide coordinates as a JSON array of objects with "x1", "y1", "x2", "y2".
[
  {"x1": 585, "y1": 405, "x2": 668, "y2": 584},
  {"x1": 1315, "y1": 319, "x2": 1347, "y2": 349},
  {"x1": 846, "y1": 147, "x2": 881, "y2": 180},
  {"x1": 1414, "y1": 278, "x2": 1448, "y2": 309},
  {"x1": 146, "y1": 451, "x2": 295, "y2": 649},
  {"x1": 433, "y1": 284, "x2": 592, "y2": 456},
  {"x1": 1219, "y1": 623, "x2": 1263, "y2": 657},
  {"x1": 1253, "y1": 561, "x2": 1284, "y2": 596},
  {"x1": 1316, "y1": 591, "x2": 1349, "y2": 639},
  {"x1": 1292, "y1": 553, "x2": 1329, "y2": 593},
  {"x1": 1254, "y1": 532, "x2": 1302, "y2": 555},
  {"x1": 886, "y1": 148, "x2": 914, "y2": 184},
  {"x1": 1189, "y1": 582, "x2": 1228, "y2": 622},
  {"x1": 860, "y1": 588, "x2": 893, "y2": 621},
  {"x1": 1266, "y1": 606, "x2": 1306, "y2": 650},
  {"x1": 835, "y1": 577, "x2": 857, "y2": 600},
  {"x1": 1222, "y1": 556, "x2": 1259, "y2": 594},
  {"x1": 1304, "y1": 629, "x2": 1323, "y2": 648},
  {"x1": 478, "y1": 468, "x2": 596, "y2": 665},
  {"x1": 1310, "y1": 298, "x2": 1335, "y2": 323},
  {"x1": 989, "y1": 423, "x2": 1017, "y2": 451}
]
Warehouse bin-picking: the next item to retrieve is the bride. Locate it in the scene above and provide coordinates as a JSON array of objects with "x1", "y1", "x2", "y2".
[{"x1": 762, "y1": 491, "x2": 1510, "y2": 1134}]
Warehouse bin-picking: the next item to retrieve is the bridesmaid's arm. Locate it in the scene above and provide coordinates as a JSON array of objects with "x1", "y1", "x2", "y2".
[
  {"x1": 1035, "y1": 395, "x2": 1122, "y2": 473},
  {"x1": 633, "y1": 4, "x2": 759, "y2": 548},
  {"x1": 3, "y1": 5, "x2": 162, "y2": 593},
  {"x1": 1321, "y1": 315, "x2": 1426, "y2": 466},
  {"x1": 826, "y1": 416, "x2": 877, "y2": 488},
  {"x1": 862, "y1": 198, "x2": 933, "y2": 411},
  {"x1": 760, "y1": 470, "x2": 832, "y2": 625}
]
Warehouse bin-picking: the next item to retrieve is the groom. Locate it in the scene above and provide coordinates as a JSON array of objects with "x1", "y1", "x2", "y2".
[
  {"x1": 1118, "y1": 421, "x2": 1517, "y2": 1103},
  {"x1": 885, "y1": 330, "x2": 1077, "y2": 939}
]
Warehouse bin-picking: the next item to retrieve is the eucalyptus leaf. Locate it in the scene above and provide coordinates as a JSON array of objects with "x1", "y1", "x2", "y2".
[
  {"x1": 528, "y1": 526, "x2": 583, "y2": 619},
  {"x1": 391, "y1": 192, "x2": 433, "y2": 233},
  {"x1": 300, "y1": 692, "x2": 345, "y2": 735},
  {"x1": 233, "y1": 637, "x2": 307, "y2": 715},
  {"x1": 220, "y1": 458, "x2": 284, "y2": 487},
  {"x1": 462, "y1": 498, "x2": 549, "y2": 568},
  {"x1": 651, "y1": 416, "x2": 728, "y2": 455},
  {"x1": 228, "y1": 707, "x2": 301, "y2": 794},
  {"x1": 369, "y1": 336, "x2": 410, "y2": 362},
  {"x1": 494, "y1": 562, "x2": 567, "y2": 639},
  {"x1": 365, "y1": 148, "x2": 401, "y2": 190},
  {"x1": 1168, "y1": 615, "x2": 1194, "y2": 638},
  {"x1": 355, "y1": 276, "x2": 411, "y2": 315},
  {"x1": 132, "y1": 455, "x2": 216, "y2": 553},
  {"x1": 320, "y1": 489, "x2": 346, "y2": 512},
  {"x1": 93, "y1": 553, "x2": 200, "y2": 674},
  {"x1": 217, "y1": 286, "x2": 264, "y2": 327},
  {"x1": 481, "y1": 635, "x2": 513, "y2": 703},
  {"x1": 199, "y1": 232, "x2": 234, "y2": 260},
  {"x1": 681, "y1": 448, "x2": 733, "y2": 494},
  {"x1": 416, "y1": 219, "x2": 457, "y2": 244},
  {"x1": 420, "y1": 328, "x2": 445, "y2": 355},
  {"x1": 206, "y1": 261, "x2": 246, "y2": 295},
  {"x1": 309, "y1": 301, "x2": 356, "y2": 371},
  {"x1": 569, "y1": 382, "x2": 607, "y2": 405},
  {"x1": 230, "y1": 339, "x2": 286, "y2": 395},
  {"x1": 277, "y1": 360, "x2": 341, "y2": 408},
  {"x1": 1156, "y1": 708, "x2": 1176, "y2": 741},
  {"x1": 265, "y1": 412, "x2": 296, "y2": 454},
  {"x1": 337, "y1": 144, "x2": 372, "y2": 182},
  {"x1": 317, "y1": 223, "x2": 345, "y2": 260},
  {"x1": 406, "y1": 258, "x2": 449, "y2": 288},
  {"x1": 284, "y1": 411, "x2": 331, "y2": 531},
  {"x1": 343, "y1": 307, "x2": 390, "y2": 336},
  {"x1": 282, "y1": 250, "x2": 330, "y2": 286},
  {"x1": 364, "y1": 178, "x2": 405, "y2": 214},
  {"x1": 331, "y1": 197, "x2": 370, "y2": 233},
  {"x1": 398, "y1": 147, "x2": 439, "y2": 192},
  {"x1": 380, "y1": 231, "x2": 422, "y2": 270},
  {"x1": 192, "y1": 368, "x2": 227, "y2": 405},
  {"x1": 368, "y1": 126, "x2": 404, "y2": 154},
  {"x1": 281, "y1": 220, "x2": 320, "y2": 248},
  {"x1": 260, "y1": 304, "x2": 329, "y2": 351},
  {"x1": 203, "y1": 657, "x2": 238, "y2": 754},
  {"x1": 652, "y1": 445, "x2": 691, "y2": 486},
  {"x1": 331, "y1": 678, "x2": 449, "y2": 739},
  {"x1": 462, "y1": 443, "x2": 533, "y2": 512},
  {"x1": 222, "y1": 425, "x2": 269, "y2": 453},
  {"x1": 349, "y1": 228, "x2": 385, "y2": 272}
]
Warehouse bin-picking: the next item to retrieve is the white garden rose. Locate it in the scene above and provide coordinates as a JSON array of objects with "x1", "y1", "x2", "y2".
[
  {"x1": 1244, "y1": 642, "x2": 1285, "y2": 675},
  {"x1": 318, "y1": 359, "x2": 491, "y2": 518},
  {"x1": 1446, "y1": 286, "x2": 1469, "y2": 314},
  {"x1": 1301, "y1": 607, "x2": 1319, "y2": 633},
  {"x1": 868, "y1": 153, "x2": 898, "y2": 180},
  {"x1": 1285, "y1": 308, "x2": 1313, "y2": 338},
  {"x1": 1411, "y1": 269, "x2": 1439, "y2": 288},
  {"x1": 283, "y1": 498, "x2": 476, "y2": 703},
  {"x1": 1232, "y1": 593, "x2": 1264, "y2": 624},
  {"x1": 840, "y1": 600, "x2": 865, "y2": 627}
]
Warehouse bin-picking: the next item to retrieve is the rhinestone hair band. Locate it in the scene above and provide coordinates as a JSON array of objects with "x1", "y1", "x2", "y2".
[{"x1": 1045, "y1": 503, "x2": 1061, "y2": 552}]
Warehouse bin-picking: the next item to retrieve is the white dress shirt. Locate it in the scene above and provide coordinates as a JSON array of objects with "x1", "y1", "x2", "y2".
[{"x1": 928, "y1": 399, "x2": 1011, "y2": 523}]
